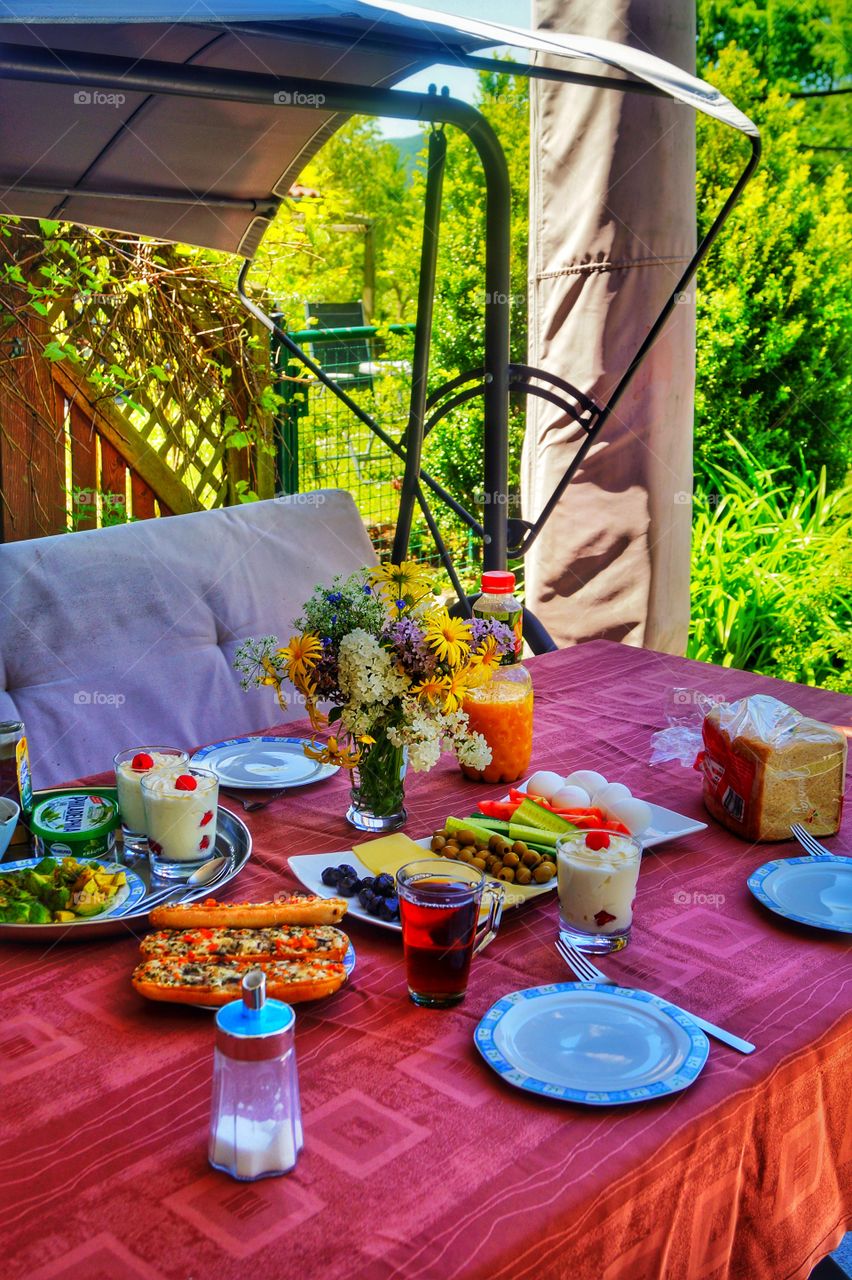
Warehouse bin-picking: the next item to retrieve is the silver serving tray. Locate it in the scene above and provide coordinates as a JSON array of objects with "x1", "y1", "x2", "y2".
[{"x1": 0, "y1": 805, "x2": 252, "y2": 943}]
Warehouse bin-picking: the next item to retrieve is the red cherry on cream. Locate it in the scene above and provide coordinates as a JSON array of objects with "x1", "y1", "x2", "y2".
[
  {"x1": 131, "y1": 752, "x2": 154, "y2": 771},
  {"x1": 175, "y1": 774, "x2": 197, "y2": 791},
  {"x1": 585, "y1": 831, "x2": 611, "y2": 851}
]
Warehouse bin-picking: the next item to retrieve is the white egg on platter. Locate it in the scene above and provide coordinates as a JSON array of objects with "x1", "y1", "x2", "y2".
[
  {"x1": 605, "y1": 795, "x2": 653, "y2": 837},
  {"x1": 526, "y1": 770, "x2": 565, "y2": 801},
  {"x1": 564, "y1": 770, "x2": 608, "y2": 795},
  {"x1": 593, "y1": 781, "x2": 633, "y2": 808},
  {"x1": 550, "y1": 785, "x2": 591, "y2": 809}
]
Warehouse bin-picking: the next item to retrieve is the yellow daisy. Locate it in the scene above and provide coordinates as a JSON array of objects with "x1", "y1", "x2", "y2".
[
  {"x1": 370, "y1": 560, "x2": 433, "y2": 608},
  {"x1": 424, "y1": 609, "x2": 472, "y2": 667},
  {"x1": 278, "y1": 633, "x2": 322, "y2": 684},
  {"x1": 413, "y1": 674, "x2": 451, "y2": 704},
  {"x1": 442, "y1": 665, "x2": 477, "y2": 713}
]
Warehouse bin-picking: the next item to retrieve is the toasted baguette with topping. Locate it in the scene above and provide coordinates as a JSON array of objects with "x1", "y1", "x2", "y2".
[
  {"x1": 148, "y1": 894, "x2": 348, "y2": 929},
  {"x1": 140, "y1": 924, "x2": 349, "y2": 964},
  {"x1": 132, "y1": 956, "x2": 347, "y2": 1006}
]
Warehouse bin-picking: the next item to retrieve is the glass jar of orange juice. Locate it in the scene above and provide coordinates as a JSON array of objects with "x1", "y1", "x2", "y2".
[{"x1": 461, "y1": 572, "x2": 533, "y2": 784}]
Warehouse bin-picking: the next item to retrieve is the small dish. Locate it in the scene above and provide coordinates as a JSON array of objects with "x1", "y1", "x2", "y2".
[
  {"x1": 747, "y1": 855, "x2": 852, "y2": 934},
  {"x1": 191, "y1": 736, "x2": 339, "y2": 790}
]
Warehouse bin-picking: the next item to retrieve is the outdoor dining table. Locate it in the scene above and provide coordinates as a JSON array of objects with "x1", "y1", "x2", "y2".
[{"x1": 2, "y1": 639, "x2": 850, "y2": 1280}]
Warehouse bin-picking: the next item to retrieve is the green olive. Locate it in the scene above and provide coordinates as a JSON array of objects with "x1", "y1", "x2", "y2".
[
  {"x1": 502, "y1": 851, "x2": 520, "y2": 868},
  {"x1": 533, "y1": 862, "x2": 555, "y2": 884},
  {"x1": 521, "y1": 849, "x2": 541, "y2": 868},
  {"x1": 515, "y1": 866, "x2": 532, "y2": 885},
  {"x1": 457, "y1": 828, "x2": 478, "y2": 847},
  {"x1": 471, "y1": 857, "x2": 487, "y2": 871},
  {"x1": 431, "y1": 834, "x2": 447, "y2": 852},
  {"x1": 497, "y1": 867, "x2": 516, "y2": 882}
]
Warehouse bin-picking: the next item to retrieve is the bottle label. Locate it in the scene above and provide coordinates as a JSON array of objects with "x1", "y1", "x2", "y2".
[
  {"x1": 477, "y1": 607, "x2": 522, "y2": 664},
  {"x1": 16, "y1": 736, "x2": 33, "y2": 813}
]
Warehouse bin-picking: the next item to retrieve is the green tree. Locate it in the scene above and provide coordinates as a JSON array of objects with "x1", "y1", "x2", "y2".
[{"x1": 693, "y1": 45, "x2": 851, "y2": 484}]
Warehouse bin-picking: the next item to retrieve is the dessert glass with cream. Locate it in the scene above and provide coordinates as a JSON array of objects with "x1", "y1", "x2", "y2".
[
  {"x1": 141, "y1": 766, "x2": 219, "y2": 880},
  {"x1": 556, "y1": 830, "x2": 642, "y2": 954},
  {"x1": 114, "y1": 747, "x2": 189, "y2": 858}
]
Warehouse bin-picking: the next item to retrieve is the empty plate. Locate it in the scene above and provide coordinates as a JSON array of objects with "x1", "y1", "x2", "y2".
[
  {"x1": 191, "y1": 736, "x2": 338, "y2": 790},
  {"x1": 475, "y1": 983, "x2": 709, "y2": 1105},
  {"x1": 747, "y1": 855, "x2": 852, "y2": 934}
]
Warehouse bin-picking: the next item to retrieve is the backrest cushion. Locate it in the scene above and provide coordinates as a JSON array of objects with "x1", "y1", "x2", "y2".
[{"x1": 0, "y1": 492, "x2": 377, "y2": 786}]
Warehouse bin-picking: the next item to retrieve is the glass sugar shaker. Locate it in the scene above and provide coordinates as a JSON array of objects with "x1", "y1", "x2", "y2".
[{"x1": 208, "y1": 969, "x2": 303, "y2": 1181}]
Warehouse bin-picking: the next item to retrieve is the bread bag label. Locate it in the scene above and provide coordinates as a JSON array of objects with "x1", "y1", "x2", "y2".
[{"x1": 697, "y1": 717, "x2": 756, "y2": 829}]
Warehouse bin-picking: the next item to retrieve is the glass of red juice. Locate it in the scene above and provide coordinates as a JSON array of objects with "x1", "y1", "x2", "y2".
[{"x1": 397, "y1": 859, "x2": 504, "y2": 1008}]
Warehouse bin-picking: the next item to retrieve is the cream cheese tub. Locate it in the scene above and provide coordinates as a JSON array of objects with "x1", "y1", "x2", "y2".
[{"x1": 29, "y1": 793, "x2": 120, "y2": 861}]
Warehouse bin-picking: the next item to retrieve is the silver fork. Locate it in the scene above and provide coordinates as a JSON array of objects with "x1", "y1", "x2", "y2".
[
  {"x1": 554, "y1": 934, "x2": 756, "y2": 1055},
  {"x1": 791, "y1": 823, "x2": 839, "y2": 860}
]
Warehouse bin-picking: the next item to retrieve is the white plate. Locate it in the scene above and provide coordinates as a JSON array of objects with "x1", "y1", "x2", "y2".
[
  {"x1": 748, "y1": 855, "x2": 852, "y2": 934},
  {"x1": 475, "y1": 983, "x2": 709, "y2": 1104},
  {"x1": 191, "y1": 736, "x2": 338, "y2": 790},
  {"x1": 288, "y1": 836, "x2": 554, "y2": 934},
  {"x1": 509, "y1": 781, "x2": 706, "y2": 849}
]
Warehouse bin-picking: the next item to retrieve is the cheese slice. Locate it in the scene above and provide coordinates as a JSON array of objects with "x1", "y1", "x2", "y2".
[{"x1": 354, "y1": 833, "x2": 426, "y2": 877}]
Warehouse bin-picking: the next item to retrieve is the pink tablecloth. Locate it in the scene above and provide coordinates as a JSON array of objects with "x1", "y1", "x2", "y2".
[{"x1": 2, "y1": 640, "x2": 851, "y2": 1280}]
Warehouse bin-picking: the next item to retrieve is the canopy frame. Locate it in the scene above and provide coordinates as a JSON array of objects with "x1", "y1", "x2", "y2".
[{"x1": 0, "y1": 29, "x2": 760, "y2": 643}]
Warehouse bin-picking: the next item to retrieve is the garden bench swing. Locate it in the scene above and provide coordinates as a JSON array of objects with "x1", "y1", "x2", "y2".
[{"x1": 0, "y1": 2, "x2": 759, "y2": 654}]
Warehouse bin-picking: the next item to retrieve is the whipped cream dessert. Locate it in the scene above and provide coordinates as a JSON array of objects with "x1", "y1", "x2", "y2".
[
  {"x1": 141, "y1": 769, "x2": 218, "y2": 865},
  {"x1": 115, "y1": 748, "x2": 189, "y2": 833},
  {"x1": 557, "y1": 833, "x2": 641, "y2": 936}
]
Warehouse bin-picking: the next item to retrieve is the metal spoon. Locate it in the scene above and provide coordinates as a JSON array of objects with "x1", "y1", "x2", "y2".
[{"x1": 133, "y1": 855, "x2": 232, "y2": 915}]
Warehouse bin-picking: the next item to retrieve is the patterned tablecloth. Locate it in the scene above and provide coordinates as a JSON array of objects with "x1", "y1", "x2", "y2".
[{"x1": 3, "y1": 640, "x2": 851, "y2": 1280}]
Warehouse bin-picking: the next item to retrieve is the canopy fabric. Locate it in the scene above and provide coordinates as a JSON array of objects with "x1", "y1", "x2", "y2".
[
  {"x1": 0, "y1": 1, "x2": 756, "y2": 255},
  {"x1": 523, "y1": 0, "x2": 696, "y2": 656}
]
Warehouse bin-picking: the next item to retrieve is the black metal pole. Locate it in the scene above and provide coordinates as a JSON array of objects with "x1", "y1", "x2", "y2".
[{"x1": 392, "y1": 126, "x2": 446, "y2": 564}]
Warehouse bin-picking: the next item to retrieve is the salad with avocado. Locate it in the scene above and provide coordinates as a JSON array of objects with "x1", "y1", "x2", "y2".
[{"x1": 0, "y1": 856, "x2": 127, "y2": 924}]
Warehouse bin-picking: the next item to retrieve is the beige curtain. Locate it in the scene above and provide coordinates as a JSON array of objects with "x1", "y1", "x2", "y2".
[{"x1": 522, "y1": 0, "x2": 696, "y2": 654}]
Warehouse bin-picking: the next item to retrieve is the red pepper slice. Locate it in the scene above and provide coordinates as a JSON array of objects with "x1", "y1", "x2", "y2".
[
  {"x1": 603, "y1": 820, "x2": 632, "y2": 835},
  {"x1": 476, "y1": 800, "x2": 519, "y2": 821}
]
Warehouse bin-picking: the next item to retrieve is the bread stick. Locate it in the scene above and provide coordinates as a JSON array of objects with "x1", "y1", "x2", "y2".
[{"x1": 149, "y1": 893, "x2": 348, "y2": 929}]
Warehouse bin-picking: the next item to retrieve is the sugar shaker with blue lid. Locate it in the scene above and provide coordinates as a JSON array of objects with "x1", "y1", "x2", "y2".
[{"x1": 208, "y1": 968, "x2": 303, "y2": 1180}]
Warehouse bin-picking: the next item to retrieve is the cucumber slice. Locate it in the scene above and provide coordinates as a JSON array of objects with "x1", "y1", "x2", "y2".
[
  {"x1": 507, "y1": 822, "x2": 572, "y2": 849},
  {"x1": 513, "y1": 797, "x2": 575, "y2": 833},
  {"x1": 445, "y1": 816, "x2": 499, "y2": 845},
  {"x1": 470, "y1": 816, "x2": 512, "y2": 834}
]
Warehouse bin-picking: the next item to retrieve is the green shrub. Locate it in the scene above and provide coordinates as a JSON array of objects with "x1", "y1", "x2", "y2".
[{"x1": 688, "y1": 436, "x2": 852, "y2": 691}]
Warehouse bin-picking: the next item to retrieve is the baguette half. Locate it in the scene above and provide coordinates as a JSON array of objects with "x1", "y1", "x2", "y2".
[
  {"x1": 140, "y1": 924, "x2": 349, "y2": 964},
  {"x1": 132, "y1": 956, "x2": 347, "y2": 1006},
  {"x1": 149, "y1": 894, "x2": 348, "y2": 929}
]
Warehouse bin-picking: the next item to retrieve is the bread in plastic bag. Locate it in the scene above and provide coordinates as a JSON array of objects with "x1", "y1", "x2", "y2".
[{"x1": 697, "y1": 694, "x2": 846, "y2": 842}]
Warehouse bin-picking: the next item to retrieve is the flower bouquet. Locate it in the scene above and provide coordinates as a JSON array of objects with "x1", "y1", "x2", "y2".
[{"x1": 234, "y1": 562, "x2": 516, "y2": 831}]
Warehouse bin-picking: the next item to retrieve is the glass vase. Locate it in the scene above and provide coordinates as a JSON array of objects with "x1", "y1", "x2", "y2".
[{"x1": 346, "y1": 732, "x2": 407, "y2": 833}]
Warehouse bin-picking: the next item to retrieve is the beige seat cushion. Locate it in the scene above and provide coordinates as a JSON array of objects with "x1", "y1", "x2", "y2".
[{"x1": 0, "y1": 492, "x2": 376, "y2": 786}]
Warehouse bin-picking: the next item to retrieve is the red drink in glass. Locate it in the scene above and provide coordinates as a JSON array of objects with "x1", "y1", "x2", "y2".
[
  {"x1": 397, "y1": 859, "x2": 504, "y2": 1008},
  {"x1": 399, "y1": 879, "x2": 479, "y2": 1005}
]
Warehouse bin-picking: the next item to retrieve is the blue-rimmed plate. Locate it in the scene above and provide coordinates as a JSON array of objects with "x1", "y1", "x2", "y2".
[
  {"x1": 475, "y1": 982, "x2": 709, "y2": 1105},
  {"x1": 0, "y1": 856, "x2": 146, "y2": 930},
  {"x1": 747, "y1": 855, "x2": 852, "y2": 934},
  {"x1": 191, "y1": 736, "x2": 338, "y2": 790}
]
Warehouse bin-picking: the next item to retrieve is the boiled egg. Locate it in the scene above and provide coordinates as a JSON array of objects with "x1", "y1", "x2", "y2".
[
  {"x1": 593, "y1": 781, "x2": 633, "y2": 808},
  {"x1": 565, "y1": 769, "x2": 608, "y2": 795},
  {"x1": 605, "y1": 795, "x2": 653, "y2": 837},
  {"x1": 526, "y1": 770, "x2": 565, "y2": 801},
  {"x1": 550, "y1": 784, "x2": 591, "y2": 809}
]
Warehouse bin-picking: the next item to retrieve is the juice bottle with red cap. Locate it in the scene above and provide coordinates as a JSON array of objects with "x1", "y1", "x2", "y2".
[{"x1": 460, "y1": 571, "x2": 533, "y2": 784}]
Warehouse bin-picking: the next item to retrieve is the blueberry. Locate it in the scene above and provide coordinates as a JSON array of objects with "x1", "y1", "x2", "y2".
[
  {"x1": 363, "y1": 892, "x2": 380, "y2": 914},
  {"x1": 374, "y1": 873, "x2": 395, "y2": 897},
  {"x1": 337, "y1": 863, "x2": 357, "y2": 878},
  {"x1": 378, "y1": 896, "x2": 399, "y2": 921},
  {"x1": 321, "y1": 867, "x2": 340, "y2": 887},
  {"x1": 337, "y1": 876, "x2": 359, "y2": 897},
  {"x1": 360, "y1": 876, "x2": 375, "y2": 889},
  {"x1": 358, "y1": 888, "x2": 374, "y2": 909}
]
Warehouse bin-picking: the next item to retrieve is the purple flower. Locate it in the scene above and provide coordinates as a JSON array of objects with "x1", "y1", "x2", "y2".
[{"x1": 382, "y1": 617, "x2": 436, "y2": 680}]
